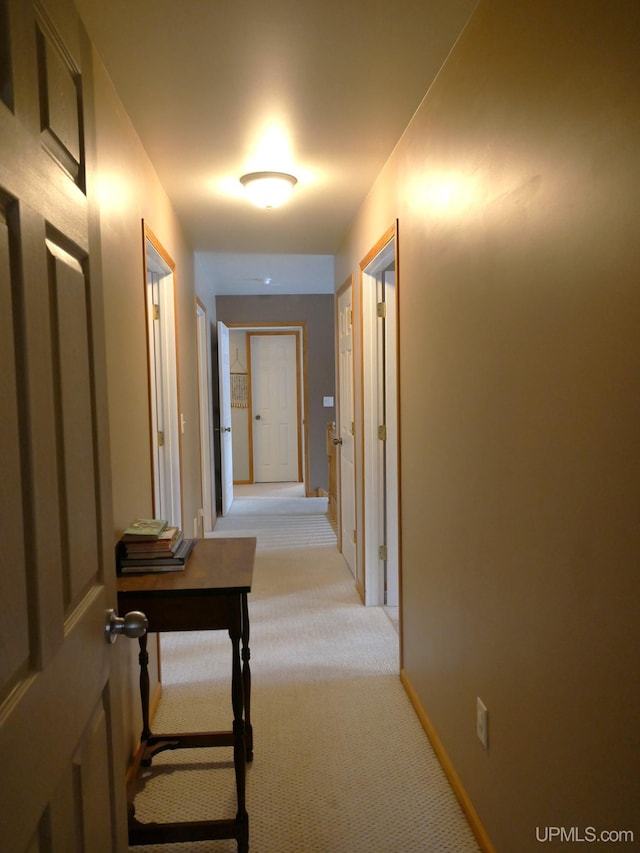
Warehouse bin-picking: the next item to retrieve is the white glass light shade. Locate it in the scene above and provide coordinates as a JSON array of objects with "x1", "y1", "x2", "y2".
[{"x1": 239, "y1": 171, "x2": 297, "y2": 208}]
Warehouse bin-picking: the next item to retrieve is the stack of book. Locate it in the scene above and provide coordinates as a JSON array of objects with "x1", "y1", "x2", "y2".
[{"x1": 116, "y1": 519, "x2": 196, "y2": 574}]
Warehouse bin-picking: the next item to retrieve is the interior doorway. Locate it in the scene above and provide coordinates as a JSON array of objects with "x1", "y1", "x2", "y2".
[
  {"x1": 216, "y1": 322, "x2": 309, "y2": 515},
  {"x1": 336, "y1": 275, "x2": 357, "y2": 581},
  {"x1": 144, "y1": 225, "x2": 182, "y2": 529},
  {"x1": 360, "y1": 226, "x2": 399, "y2": 608}
]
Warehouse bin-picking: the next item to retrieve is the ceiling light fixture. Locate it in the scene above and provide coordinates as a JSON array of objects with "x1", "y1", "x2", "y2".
[{"x1": 239, "y1": 171, "x2": 297, "y2": 209}]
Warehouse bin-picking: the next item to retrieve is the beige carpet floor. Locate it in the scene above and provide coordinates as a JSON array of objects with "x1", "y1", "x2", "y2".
[{"x1": 128, "y1": 501, "x2": 480, "y2": 852}]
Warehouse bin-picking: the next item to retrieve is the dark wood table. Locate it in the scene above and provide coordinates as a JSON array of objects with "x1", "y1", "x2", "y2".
[{"x1": 117, "y1": 537, "x2": 256, "y2": 852}]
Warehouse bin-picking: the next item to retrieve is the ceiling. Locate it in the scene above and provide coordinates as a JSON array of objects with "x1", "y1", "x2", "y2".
[{"x1": 74, "y1": 0, "x2": 476, "y2": 294}]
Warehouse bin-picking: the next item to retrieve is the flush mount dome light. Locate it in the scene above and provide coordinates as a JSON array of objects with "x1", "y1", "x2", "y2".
[{"x1": 239, "y1": 171, "x2": 297, "y2": 208}]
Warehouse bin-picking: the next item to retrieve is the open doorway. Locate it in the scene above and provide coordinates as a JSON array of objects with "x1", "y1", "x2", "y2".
[
  {"x1": 144, "y1": 225, "x2": 182, "y2": 529},
  {"x1": 336, "y1": 275, "x2": 357, "y2": 582},
  {"x1": 360, "y1": 226, "x2": 400, "y2": 611},
  {"x1": 217, "y1": 322, "x2": 310, "y2": 515}
]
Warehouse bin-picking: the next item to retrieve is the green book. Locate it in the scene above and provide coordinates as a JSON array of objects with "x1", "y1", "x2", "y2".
[{"x1": 121, "y1": 518, "x2": 168, "y2": 541}]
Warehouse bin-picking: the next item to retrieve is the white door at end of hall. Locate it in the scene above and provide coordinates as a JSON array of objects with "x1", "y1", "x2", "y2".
[{"x1": 251, "y1": 333, "x2": 301, "y2": 483}]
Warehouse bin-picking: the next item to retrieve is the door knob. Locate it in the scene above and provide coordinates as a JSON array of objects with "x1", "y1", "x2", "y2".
[
  {"x1": 332, "y1": 437, "x2": 343, "y2": 445},
  {"x1": 105, "y1": 609, "x2": 148, "y2": 644},
  {"x1": 255, "y1": 415, "x2": 261, "y2": 420}
]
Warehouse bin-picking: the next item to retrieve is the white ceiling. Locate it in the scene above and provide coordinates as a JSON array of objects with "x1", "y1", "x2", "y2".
[{"x1": 74, "y1": 0, "x2": 476, "y2": 294}]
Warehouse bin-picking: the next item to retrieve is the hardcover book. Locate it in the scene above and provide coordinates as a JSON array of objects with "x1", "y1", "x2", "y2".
[
  {"x1": 121, "y1": 518, "x2": 168, "y2": 541},
  {"x1": 117, "y1": 537, "x2": 196, "y2": 574}
]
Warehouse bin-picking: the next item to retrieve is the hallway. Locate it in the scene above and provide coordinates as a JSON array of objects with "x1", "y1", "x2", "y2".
[{"x1": 128, "y1": 494, "x2": 480, "y2": 852}]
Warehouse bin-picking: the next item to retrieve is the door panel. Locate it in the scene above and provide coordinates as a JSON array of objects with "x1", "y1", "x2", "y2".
[
  {"x1": 0, "y1": 203, "x2": 29, "y2": 689},
  {"x1": 0, "y1": 1, "x2": 125, "y2": 850},
  {"x1": 49, "y1": 239, "x2": 100, "y2": 607}
]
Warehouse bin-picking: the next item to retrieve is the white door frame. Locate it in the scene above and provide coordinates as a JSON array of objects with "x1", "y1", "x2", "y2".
[
  {"x1": 145, "y1": 227, "x2": 182, "y2": 528},
  {"x1": 359, "y1": 226, "x2": 400, "y2": 607}
]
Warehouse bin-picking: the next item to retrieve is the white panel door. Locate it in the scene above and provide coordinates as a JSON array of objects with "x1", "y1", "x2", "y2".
[
  {"x1": 0, "y1": 1, "x2": 127, "y2": 849},
  {"x1": 337, "y1": 283, "x2": 357, "y2": 577},
  {"x1": 251, "y1": 333, "x2": 301, "y2": 483},
  {"x1": 217, "y1": 321, "x2": 234, "y2": 515}
]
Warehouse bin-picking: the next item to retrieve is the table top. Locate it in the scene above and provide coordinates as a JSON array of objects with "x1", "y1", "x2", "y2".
[{"x1": 116, "y1": 537, "x2": 256, "y2": 597}]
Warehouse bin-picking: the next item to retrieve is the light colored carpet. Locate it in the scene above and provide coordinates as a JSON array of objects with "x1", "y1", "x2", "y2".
[{"x1": 128, "y1": 506, "x2": 480, "y2": 852}]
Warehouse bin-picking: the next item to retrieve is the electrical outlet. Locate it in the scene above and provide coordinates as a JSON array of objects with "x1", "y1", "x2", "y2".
[{"x1": 476, "y1": 697, "x2": 489, "y2": 749}]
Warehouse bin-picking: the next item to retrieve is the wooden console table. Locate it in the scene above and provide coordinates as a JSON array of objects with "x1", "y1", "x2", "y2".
[{"x1": 117, "y1": 537, "x2": 256, "y2": 852}]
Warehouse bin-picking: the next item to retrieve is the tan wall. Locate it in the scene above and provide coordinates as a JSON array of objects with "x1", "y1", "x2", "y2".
[
  {"x1": 335, "y1": 1, "x2": 640, "y2": 849},
  {"x1": 90, "y1": 47, "x2": 202, "y2": 761}
]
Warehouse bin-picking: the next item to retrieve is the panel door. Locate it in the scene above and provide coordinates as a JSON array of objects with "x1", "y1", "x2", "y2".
[
  {"x1": 0, "y1": 1, "x2": 126, "y2": 850},
  {"x1": 337, "y1": 282, "x2": 357, "y2": 576},
  {"x1": 217, "y1": 320, "x2": 234, "y2": 515},
  {"x1": 250, "y1": 332, "x2": 301, "y2": 483}
]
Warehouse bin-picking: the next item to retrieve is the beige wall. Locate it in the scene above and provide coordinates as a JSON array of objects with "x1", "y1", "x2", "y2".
[
  {"x1": 336, "y1": 1, "x2": 640, "y2": 849},
  {"x1": 90, "y1": 46, "x2": 202, "y2": 760}
]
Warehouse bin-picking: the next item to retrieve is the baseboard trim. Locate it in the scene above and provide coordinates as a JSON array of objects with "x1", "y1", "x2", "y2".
[{"x1": 400, "y1": 669, "x2": 495, "y2": 853}]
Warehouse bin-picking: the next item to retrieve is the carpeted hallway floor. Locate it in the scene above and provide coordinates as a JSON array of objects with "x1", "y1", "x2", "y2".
[{"x1": 128, "y1": 488, "x2": 480, "y2": 852}]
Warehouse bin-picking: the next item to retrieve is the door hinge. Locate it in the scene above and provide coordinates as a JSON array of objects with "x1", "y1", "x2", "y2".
[
  {"x1": 351, "y1": 421, "x2": 355, "y2": 436},
  {"x1": 153, "y1": 303, "x2": 160, "y2": 320},
  {"x1": 378, "y1": 545, "x2": 388, "y2": 561},
  {"x1": 158, "y1": 430, "x2": 165, "y2": 447},
  {"x1": 378, "y1": 424, "x2": 387, "y2": 441},
  {"x1": 377, "y1": 302, "x2": 386, "y2": 318},
  {"x1": 348, "y1": 307, "x2": 353, "y2": 326},
  {"x1": 352, "y1": 529, "x2": 357, "y2": 544}
]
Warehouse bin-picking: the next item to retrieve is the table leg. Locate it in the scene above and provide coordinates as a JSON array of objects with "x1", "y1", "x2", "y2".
[
  {"x1": 230, "y1": 630, "x2": 248, "y2": 850},
  {"x1": 138, "y1": 634, "x2": 152, "y2": 742},
  {"x1": 241, "y1": 592, "x2": 253, "y2": 761}
]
